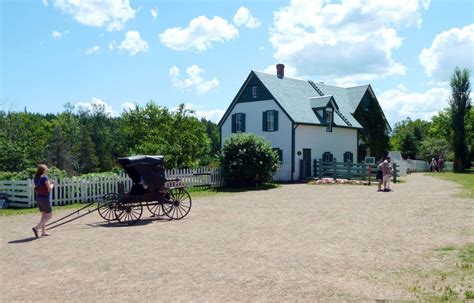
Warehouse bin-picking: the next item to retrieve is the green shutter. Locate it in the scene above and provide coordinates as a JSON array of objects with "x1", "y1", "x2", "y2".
[
  {"x1": 242, "y1": 113, "x2": 246, "y2": 132},
  {"x1": 274, "y1": 111, "x2": 279, "y2": 131},
  {"x1": 262, "y1": 111, "x2": 267, "y2": 131},
  {"x1": 231, "y1": 114, "x2": 236, "y2": 133},
  {"x1": 278, "y1": 149, "x2": 283, "y2": 163}
]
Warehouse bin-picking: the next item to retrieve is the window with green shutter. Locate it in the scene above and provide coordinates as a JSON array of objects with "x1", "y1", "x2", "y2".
[
  {"x1": 344, "y1": 151, "x2": 353, "y2": 163},
  {"x1": 323, "y1": 152, "x2": 333, "y2": 162},
  {"x1": 232, "y1": 113, "x2": 245, "y2": 133},
  {"x1": 263, "y1": 110, "x2": 279, "y2": 132}
]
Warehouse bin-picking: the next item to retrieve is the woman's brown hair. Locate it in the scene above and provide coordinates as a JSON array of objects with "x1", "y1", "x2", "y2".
[{"x1": 34, "y1": 164, "x2": 48, "y2": 181}]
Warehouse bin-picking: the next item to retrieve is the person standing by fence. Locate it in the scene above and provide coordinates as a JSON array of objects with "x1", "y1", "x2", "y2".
[
  {"x1": 32, "y1": 164, "x2": 54, "y2": 238},
  {"x1": 383, "y1": 157, "x2": 392, "y2": 192},
  {"x1": 376, "y1": 157, "x2": 385, "y2": 192}
]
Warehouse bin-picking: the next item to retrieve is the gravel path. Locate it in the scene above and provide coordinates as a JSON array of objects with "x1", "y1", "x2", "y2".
[{"x1": 1, "y1": 174, "x2": 472, "y2": 302}]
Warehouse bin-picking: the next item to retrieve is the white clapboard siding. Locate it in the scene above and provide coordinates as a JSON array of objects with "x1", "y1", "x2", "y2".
[
  {"x1": 1, "y1": 167, "x2": 224, "y2": 208},
  {"x1": 272, "y1": 163, "x2": 292, "y2": 181}
]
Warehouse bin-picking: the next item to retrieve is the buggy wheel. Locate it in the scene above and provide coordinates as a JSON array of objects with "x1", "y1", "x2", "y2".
[
  {"x1": 163, "y1": 188, "x2": 192, "y2": 220},
  {"x1": 98, "y1": 193, "x2": 119, "y2": 221},
  {"x1": 114, "y1": 202, "x2": 143, "y2": 225},
  {"x1": 147, "y1": 201, "x2": 165, "y2": 217}
]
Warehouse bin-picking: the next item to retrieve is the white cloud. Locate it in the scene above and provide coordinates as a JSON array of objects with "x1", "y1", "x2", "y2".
[
  {"x1": 108, "y1": 41, "x2": 117, "y2": 51},
  {"x1": 269, "y1": 0, "x2": 429, "y2": 83},
  {"x1": 169, "y1": 65, "x2": 220, "y2": 94},
  {"x1": 52, "y1": 30, "x2": 62, "y2": 39},
  {"x1": 53, "y1": 0, "x2": 135, "y2": 31},
  {"x1": 75, "y1": 98, "x2": 115, "y2": 116},
  {"x1": 151, "y1": 8, "x2": 157, "y2": 20},
  {"x1": 378, "y1": 86, "x2": 450, "y2": 126},
  {"x1": 159, "y1": 16, "x2": 239, "y2": 52},
  {"x1": 121, "y1": 102, "x2": 136, "y2": 112},
  {"x1": 419, "y1": 24, "x2": 474, "y2": 80},
  {"x1": 42, "y1": 0, "x2": 48, "y2": 6},
  {"x1": 117, "y1": 31, "x2": 149, "y2": 55},
  {"x1": 174, "y1": 103, "x2": 225, "y2": 123},
  {"x1": 85, "y1": 45, "x2": 100, "y2": 55},
  {"x1": 51, "y1": 30, "x2": 69, "y2": 39},
  {"x1": 233, "y1": 7, "x2": 261, "y2": 29}
]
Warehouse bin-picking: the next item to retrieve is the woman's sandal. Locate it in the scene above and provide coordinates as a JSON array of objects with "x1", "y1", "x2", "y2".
[{"x1": 32, "y1": 227, "x2": 39, "y2": 238}]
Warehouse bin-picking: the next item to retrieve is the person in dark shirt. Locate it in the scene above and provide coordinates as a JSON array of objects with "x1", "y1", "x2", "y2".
[{"x1": 32, "y1": 164, "x2": 54, "y2": 238}]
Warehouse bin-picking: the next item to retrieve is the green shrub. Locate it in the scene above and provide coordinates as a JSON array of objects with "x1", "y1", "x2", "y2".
[
  {"x1": 0, "y1": 166, "x2": 67, "y2": 180},
  {"x1": 222, "y1": 134, "x2": 279, "y2": 187}
]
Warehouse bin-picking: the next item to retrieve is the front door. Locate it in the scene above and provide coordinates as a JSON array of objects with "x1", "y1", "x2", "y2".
[{"x1": 303, "y1": 148, "x2": 311, "y2": 178}]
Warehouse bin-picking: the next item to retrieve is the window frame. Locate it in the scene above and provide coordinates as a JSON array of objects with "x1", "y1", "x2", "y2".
[
  {"x1": 343, "y1": 151, "x2": 353, "y2": 163},
  {"x1": 235, "y1": 113, "x2": 244, "y2": 133},
  {"x1": 325, "y1": 110, "x2": 333, "y2": 132},
  {"x1": 252, "y1": 86, "x2": 257, "y2": 99},
  {"x1": 323, "y1": 152, "x2": 333, "y2": 162},
  {"x1": 267, "y1": 110, "x2": 275, "y2": 131}
]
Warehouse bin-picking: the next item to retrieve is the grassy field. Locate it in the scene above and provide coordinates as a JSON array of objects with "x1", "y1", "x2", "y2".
[{"x1": 427, "y1": 171, "x2": 474, "y2": 198}]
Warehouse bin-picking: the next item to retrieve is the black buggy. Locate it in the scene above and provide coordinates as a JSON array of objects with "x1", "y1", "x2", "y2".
[
  {"x1": 46, "y1": 155, "x2": 192, "y2": 230},
  {"x1": 99, "y1": 155, "x2": 192, "y2": 225}
]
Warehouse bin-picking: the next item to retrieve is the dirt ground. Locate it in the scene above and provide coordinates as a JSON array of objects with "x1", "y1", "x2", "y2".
[{"x1": 1, "y1": 174, "x2": 473, "y2": 302}]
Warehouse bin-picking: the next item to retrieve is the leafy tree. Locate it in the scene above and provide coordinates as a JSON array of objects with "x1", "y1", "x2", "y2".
[
  {"x1": 419, "y1": 137, "x2": 451, "y2": 161},
  {"x1": 390, "y1": 118, "x2": 429, "y2": 158},
  {"x1": 449, "y1": 67, "x2": 471, "y2": 171},
  {"x1": 119, "y1": 102, "x2": 210, "y2": 169},
  {"x1": 399, "y1": 132, "x2": 417, "y2": 159},
  {"x1": 222, "y1": 134, "x2": 279, "y2": 187}
]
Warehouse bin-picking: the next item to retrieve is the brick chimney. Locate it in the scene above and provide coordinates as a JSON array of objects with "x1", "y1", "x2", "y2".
[{"x1": 276, "y1": 63, "x2": 285, "y2": 79}]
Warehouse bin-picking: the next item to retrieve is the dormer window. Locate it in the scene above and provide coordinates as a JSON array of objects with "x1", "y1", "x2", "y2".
[
  {"x1": 252, "y1": 86, "x2": 257, "y2": 99},
  {"x1": 325, "y1": 108, "x2": 333, "y2": 132}
]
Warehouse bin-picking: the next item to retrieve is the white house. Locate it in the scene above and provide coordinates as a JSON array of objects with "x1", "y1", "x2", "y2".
[{"x1": 218, "y1": 64, "x2": 390, "y2": 181}]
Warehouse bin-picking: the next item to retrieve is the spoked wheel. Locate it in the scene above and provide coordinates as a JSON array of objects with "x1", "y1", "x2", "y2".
[
  {"x1": 162, "y1": 188, "x2": 192, "y2": 220},
  {"x1": 147, "y1": 201, "x2": 166, "y2": 217},
  {"x1": 98, "y1": 193, "x2": 119, "y2": 221},
  {"x1": 114, "y1": 202, "x2": 143, "y2": 225}
]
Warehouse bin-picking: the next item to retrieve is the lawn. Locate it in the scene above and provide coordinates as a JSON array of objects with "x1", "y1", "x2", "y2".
[{"x1": 428, "y1": 171, "x2": 474, "y2": 198}]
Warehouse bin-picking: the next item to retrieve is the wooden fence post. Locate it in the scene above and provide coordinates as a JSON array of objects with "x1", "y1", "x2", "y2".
[
  {"x1": 393, "y1": 163, "x2": 397, "y2": 183},
  {"x1": 318, "y1": 159, "x2": 323, "y2": 179}
]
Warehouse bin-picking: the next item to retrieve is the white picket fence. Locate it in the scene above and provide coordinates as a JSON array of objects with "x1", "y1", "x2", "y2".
[
  {"x1": 0, "y1": 168, "x2": 223, "y2": 208},
  {"x1": 0, "y1": 164, "x2": 293, "y2": 208}
]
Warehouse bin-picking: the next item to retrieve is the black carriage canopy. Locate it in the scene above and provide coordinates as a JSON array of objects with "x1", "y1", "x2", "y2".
[{"x1": 117, "y1": 155, "x2": 165, "y2": 195}]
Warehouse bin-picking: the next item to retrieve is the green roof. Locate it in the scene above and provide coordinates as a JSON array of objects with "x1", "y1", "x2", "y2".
[
  {"x1": 310, "y1": 96, "x2": 334, "y2": 109},
  {"x1": 253, "y1": 71, "x2": 363, "y2": 129}
]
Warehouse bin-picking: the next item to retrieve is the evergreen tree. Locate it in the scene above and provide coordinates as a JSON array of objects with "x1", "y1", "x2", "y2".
[
  {"x1": 47, "y1": 125, "x2": 75, "y2": 174},
  {"x1": 79, "y1": 126, "x2": 99, "y2": 173},
  {"x1": 449, "y1": 67, "x2": 471, "y2": 171}
]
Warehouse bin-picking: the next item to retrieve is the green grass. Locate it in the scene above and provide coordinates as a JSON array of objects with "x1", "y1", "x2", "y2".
[
  {"x1": 409, "y1": 243, "x2": 474, "y2": 302},
  {"x1": 428, "y1": 171, "x2": 474, "y2": 198},
  {"x1": 0, "y1": 202, "x2": 86, "y2": 216},
  {"x1": 0, "y1": 183, "x2": 280, "y2": 216}
]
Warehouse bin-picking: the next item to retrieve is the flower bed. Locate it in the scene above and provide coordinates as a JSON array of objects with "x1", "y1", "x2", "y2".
[{"x1": 308, "y1": 178, "x2": 367, "y2": 185}]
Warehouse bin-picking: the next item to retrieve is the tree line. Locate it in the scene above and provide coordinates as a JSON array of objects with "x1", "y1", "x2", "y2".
[
  {"x1": 391, "y1": 67, "x2": 472, "y2": 171},
  {"x1": 0, "y1": 102, "x2": 220, "y2": 176}
]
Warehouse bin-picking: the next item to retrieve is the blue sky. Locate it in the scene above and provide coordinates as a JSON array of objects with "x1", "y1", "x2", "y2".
[{"x1": 1, "y1": 0, "x2": 473, "y2": 127}]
